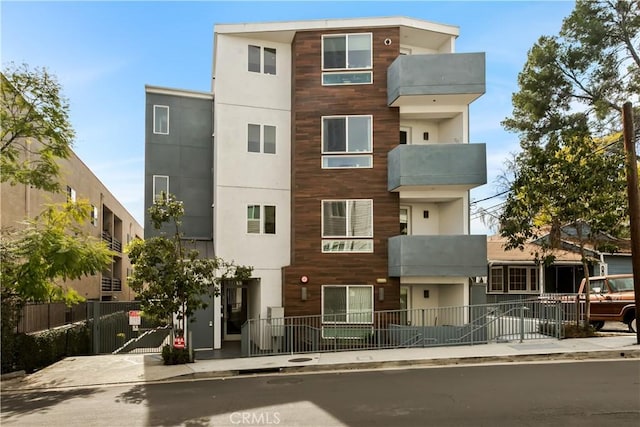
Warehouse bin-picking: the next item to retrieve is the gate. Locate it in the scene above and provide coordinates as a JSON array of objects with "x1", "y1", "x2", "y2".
[{"x1": 87, "y1": 301, "x2": 171, "y2": 354}]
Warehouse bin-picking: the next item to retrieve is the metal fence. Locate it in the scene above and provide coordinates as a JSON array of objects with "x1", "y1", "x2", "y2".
[
  {"x1": 87, "y1": 301, "x2": 170, "y2": 354},
  {"x1": 16, "y1": 302, "x2": 88, "y2": 333},
  {"x1": 242, "y1": 299, "x2": 587, "y2": 357}
]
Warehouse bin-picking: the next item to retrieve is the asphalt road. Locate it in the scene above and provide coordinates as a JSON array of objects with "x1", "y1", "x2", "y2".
[{"x1": 2, "y1": 360, "x2": 639, "y2": 427}]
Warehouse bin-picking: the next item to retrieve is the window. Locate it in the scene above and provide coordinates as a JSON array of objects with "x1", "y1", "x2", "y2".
[
  {"x1": 322, "y1": 116, "x2": 372, "y2": 168},
  {"x1": 508, "y1": 267, "x2": 539, "y2": 293},
  {"x1": 66, "y1": 186, "x2": 76, "y2": 203},
  {"x1": 322, "y1": 33, "x2": 372, "y2": 85},
  {"x1": 91, "y1": 205, "x2": 99, "y2": 227},
  {"x1": 248, "y1": 124, "x2": 276, "y2": 154},
  {"x1": 247, "y1": 205, "x2": 276, "y2": 234},
  {"x1": 153, "y1": 175, "x2": 169, "y2": 201},
  {"x1": 400, "y1": 126, "x2": 411, "y2": 145},
  {"x1": 322, "y1": 200, "x2": 373, "y2": 252},
  {"x1": 248, "y1": 45, "x2": 276, "y2": 75},
  {"x1": 399, "y1": 207, "x2": 409, "y2": 235},
  {"x1": 489, "y1": 267, "x2": 504, "y2": 292},
  {"x1": 153, "y1": 105, "x2": 169, "y2": 135},
  {"x1": 322, "y1": 285, "x2": 373, "y2": 324}
]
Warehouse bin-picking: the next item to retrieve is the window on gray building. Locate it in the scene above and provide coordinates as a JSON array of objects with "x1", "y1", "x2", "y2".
[
  {"x1": 153, "y1": 105, "x2": 169, "y2": 134},
  {"x1": 153, "y1": 175, "x2": 169, "y2": 201}
]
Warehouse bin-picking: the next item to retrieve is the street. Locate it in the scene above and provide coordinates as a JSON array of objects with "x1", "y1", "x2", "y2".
[{"x1": 2, "y1": 360, "x2": 639, "y2": 426}]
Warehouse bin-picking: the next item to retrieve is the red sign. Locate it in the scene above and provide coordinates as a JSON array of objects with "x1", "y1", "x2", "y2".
[
  {"x1": 128, "y1": 310, "x2": 141, "y2": 326},
  {"x1": 173, "y1": 336, "x2": 185, "y2": 349}
]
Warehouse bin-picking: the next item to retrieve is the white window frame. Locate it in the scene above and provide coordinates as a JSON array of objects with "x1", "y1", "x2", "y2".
[
  {"x1": 507, "y1": 266, "x2": 539, "y2": 293},
  {"x1": 91, "y1": 205, "x2": 99, "y2": 227},
  {"x1": 246, "y1": 204, "x2": 276, "y2": 235},
  {"x1": 399, "y1": 205, "x2": 410, "y2": 235},
  {"x1": 153, "y1": 105, "x2": 169, "y2": 135},
  {"x1": 321, "y1": 33, "x2": 373, "y2": 71},
  {"x1": 66, "y1": 186, "x2": 76, "y2": 203},
  {"x1": 247, "y1": 123, "x2": 276, "y2": 154},
  {"x1": 321, "y1": 199, "x2": 373, "y2": 253},
  {"x1": 152, "y1": 175, "x2": 169, "y2": 201},
  {"x1": 321, "y1": 285, "x2": 374, "y2": 324},
  {"x1": 321, "y1": 33, "x2": 373, "y2": 86},
  {"x1": 248, "y1": 45, "x2": 277, "y2": 75},
  {"x1": 321, "y1": 115, "x2": 373, "y2": 169},
  {"x1": 489, "y1": 266, "x2": 504, "y2": 293}
]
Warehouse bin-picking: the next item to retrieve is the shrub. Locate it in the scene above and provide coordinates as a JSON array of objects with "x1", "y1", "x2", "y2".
[
  {"x1": 1, "y1": 324, "x2": 91, "y2": 374},
  {"x1": 538, "y1": 322, "x2": 597, "y2": 338},
  {"x1": 161, "y1": 344, "x2": 193, "y2": 365}
]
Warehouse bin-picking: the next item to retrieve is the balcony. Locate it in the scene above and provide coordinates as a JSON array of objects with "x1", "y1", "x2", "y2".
[
  {"x1": 388, "y1": 235, "x2": 487, "y2": 277},
  {"x1": 388, "y1": 143, "x2": 486, "y2": 191},
  {"x1": 101, "y1": 277, "x2": 122, "y2": 292},
  {"x1": 102, "y1": 230, "x2": 122, "y2": 252},
  {"x1": 387, "y1": 53, "x2": 485, "y2": 107}
]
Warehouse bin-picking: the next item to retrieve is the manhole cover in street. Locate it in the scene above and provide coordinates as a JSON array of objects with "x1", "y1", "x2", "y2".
[{"x1": 288, "y1": 357, "x2": 313, "y2": 362}]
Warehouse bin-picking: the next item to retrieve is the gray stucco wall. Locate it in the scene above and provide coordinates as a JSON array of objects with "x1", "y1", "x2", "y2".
[{"x1": 145, "y1": 91, "x2": 213, "y2": 240}]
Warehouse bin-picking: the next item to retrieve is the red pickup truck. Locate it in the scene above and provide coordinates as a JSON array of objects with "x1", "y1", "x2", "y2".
[{"x1": 577, "y1": 274, "x2": 636, "y2": 332}]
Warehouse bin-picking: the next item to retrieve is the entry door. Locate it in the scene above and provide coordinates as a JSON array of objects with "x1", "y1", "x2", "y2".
[{"x1": 223, "y1": 285, "x2": 248, "y2": 341}]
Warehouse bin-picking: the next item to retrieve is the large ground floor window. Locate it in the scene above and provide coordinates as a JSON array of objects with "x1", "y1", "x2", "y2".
[{"x1": 322, "y1": 285, "x2": 373, "y2": 323}]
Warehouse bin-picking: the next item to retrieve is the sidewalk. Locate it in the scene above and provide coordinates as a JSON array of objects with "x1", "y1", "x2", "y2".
[{"x1": 2, "y1": 335, "x2": 639, "y2": 392}]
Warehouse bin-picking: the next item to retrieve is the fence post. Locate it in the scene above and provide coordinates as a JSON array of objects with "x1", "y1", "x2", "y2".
[
  {"x1": 291, "y1": 321, "x2": 294, "y2": 356},
  {"x1": 520, "y1": 305, "x2": 525, "y2": 343},
  {"x1": 91, "y1": 302, "x2": 100, "y2": 354},
  {"x1": 248, "y1": 319, "x2": 251, "y2": 357},
  {"x1": 422, "y1": 309, "x2": 426, "y2": 347},
  {"x1": 556, "y1": 300, "x2": 562, "y2": 339}
]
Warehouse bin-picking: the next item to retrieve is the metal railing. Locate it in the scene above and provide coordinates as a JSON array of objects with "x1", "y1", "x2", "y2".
[
  {"x1": 101, "y1": 231, "x2": 122, "y2": 252},
  {"x1": 241, "y1": 299, "x2": 581, "y2": 357},
  {"x1": 101, "y1": 277, "x2": 123, "y2": 292}
]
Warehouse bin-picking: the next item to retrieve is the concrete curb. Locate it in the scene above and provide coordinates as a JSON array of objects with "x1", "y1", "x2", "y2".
[
  {"x1": 0, "y1": 370, "x2": 26, "y2": 382},
  {"x1": 178, "y1": 348, "x2": 640, "y2": 381}
]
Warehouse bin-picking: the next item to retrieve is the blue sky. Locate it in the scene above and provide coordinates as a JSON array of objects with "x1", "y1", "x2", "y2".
[{"x1": 1, "y1": 0, "x2": 577, "y2": 234}]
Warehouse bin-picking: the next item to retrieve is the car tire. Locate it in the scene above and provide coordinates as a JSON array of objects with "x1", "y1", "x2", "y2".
[
  {"x1": 591, "y1": 321, "x2": 605, "y2": 331},
  {"x1": 630, "y1": 318, "x2": 637, "y2": 333}
]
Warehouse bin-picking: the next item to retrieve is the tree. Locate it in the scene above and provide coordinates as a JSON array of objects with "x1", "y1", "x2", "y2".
[
  {"x1": 0, "y1": 201, "x2": 114, "y2": 305},
  {"x1": 1, "y1": 63, "x2": 75, "y2": 192},
  {"x1": 1, "y1": 201, "x2": 114, "y2": 369},
  {"x1": 126, "y1": 194, "x2": 252, "y2": 347},
  {"x1": 499, "y1": 0, "x2": 638, "y2": 327}
]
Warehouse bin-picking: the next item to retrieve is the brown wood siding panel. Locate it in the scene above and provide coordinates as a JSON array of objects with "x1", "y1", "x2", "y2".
[{"x1": 284, "y1": 27, "x2": 401, "y2": 317}]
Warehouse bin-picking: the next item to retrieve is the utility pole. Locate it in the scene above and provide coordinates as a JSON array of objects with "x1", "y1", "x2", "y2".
[{"x1": 622, "y1": 102, "x2": 640, "y2": 344}]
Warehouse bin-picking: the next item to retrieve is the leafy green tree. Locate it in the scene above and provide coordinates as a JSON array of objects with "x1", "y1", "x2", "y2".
[
  {"x1": 0, "y1": 201, "x2": 114, "y2": 305},
  {"x1": 127, "y1": 194, "x2": 252, "y2": 345},
  {"x1": 499, "y1": 0, "x2": 638, "y2": 327},
  {"x1": 1, "y1": 201, "x2": 114, "y2": 369},
  {"x1": 1, "y1": 63, "x2": 75, "y2": 192}
]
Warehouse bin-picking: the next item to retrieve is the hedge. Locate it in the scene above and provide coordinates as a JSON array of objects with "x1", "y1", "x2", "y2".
[{"x1": 1, "y1": 323, "x2": 91, "y2": 374}]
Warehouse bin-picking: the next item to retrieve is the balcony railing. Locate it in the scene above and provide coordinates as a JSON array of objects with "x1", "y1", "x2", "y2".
[
  {"x1": 388, "y1": 234, "x2": 487, "y2": 277},
  {"x1": 101, "y1": 231, "x2": 122, "y2": 252},
  {"x1": 388, "y1": 143, "x2": 486, "y2": 191},
  {"x1": 387, "y1": 53, "x2": 486, "y2": 106},
  {"x1": 101, "y1": 277, "x2": 122, "y2": 292}
]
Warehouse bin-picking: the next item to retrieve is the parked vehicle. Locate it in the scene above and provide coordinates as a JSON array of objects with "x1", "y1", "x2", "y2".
[{"x1": 577, "y1": 274, "x2": 636, "y2": 332}]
